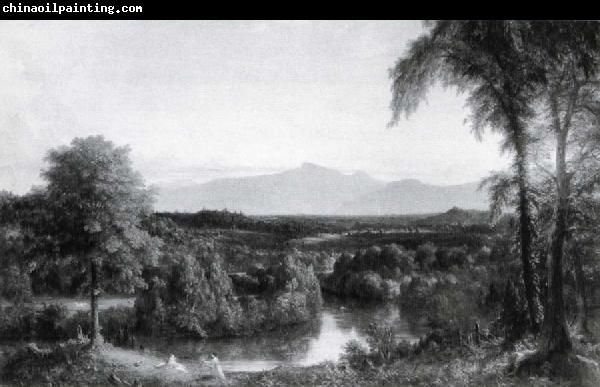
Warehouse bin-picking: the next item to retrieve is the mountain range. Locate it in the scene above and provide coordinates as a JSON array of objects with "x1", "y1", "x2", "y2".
[{"x1": 154, "y1": 163, "x2": 489, "y2": 215}]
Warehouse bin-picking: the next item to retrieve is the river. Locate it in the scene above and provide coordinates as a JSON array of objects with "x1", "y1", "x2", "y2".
[
  {"x1": 21, "y1": 296, "x2": 422, "y2": 373},
  {"x1": 136, "y1": 298, "x2": 423, "y2": 372}
]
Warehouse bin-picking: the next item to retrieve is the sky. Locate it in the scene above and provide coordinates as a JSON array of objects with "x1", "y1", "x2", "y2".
[{"x1": 0, "y1": 20, "x2": 510, "y2": 193}]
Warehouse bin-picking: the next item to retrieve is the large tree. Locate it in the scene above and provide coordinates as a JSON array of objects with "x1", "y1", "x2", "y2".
[
  {"x1": 566, "y1": 99, "x2": 600, "y2": 335},
  {"x1": 389, "y1": 21, "x2": 545, "y2": 331},
  {"x1": 530, "y1": 21, "x2": 600, "y2": 353},
  {"x1": 42, "y1": 135, "x2": 160, "y2": 345}
]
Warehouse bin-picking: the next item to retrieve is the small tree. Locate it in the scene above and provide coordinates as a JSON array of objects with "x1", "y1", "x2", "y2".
[{"x1": 43, "y1": 135, "x2": 160, "y2": 345}]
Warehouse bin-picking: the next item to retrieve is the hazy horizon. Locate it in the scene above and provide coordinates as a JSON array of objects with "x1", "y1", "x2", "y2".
[
  {"x1": 151, "y1": 161, "x2": 489, "y2": 190},
  {"x1": 153, "y1": 161, "x2": 490, "y2": 215},
  {"x1": 1, "y1": 20, "x2": 511, "y2": 195}
]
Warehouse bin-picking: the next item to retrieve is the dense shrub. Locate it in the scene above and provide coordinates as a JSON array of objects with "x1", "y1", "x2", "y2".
[
  {"x1": 274, "y1": 248, "x2": 337, "y2": 273},
  {"x1": 230, "y1": 273, "x2": 263, "y2": 294},
  {"x1": 346, "y1": 272, "x2": 384, "y2": 300},
  {"x1": 415, "y1": 242, "x2": 437, "y2": 271},
  {"x1": 342, "y1": 322, "x2": 415, "y2": 369},
  {"x1": 333, "y1": 253, "x2": 353, "y2": 275},
  {"x1": 136, "y1": 243, "x2": 322, "y2": 338},
  {"x1": 0, "y1": 303, "x2": 138, "y2": 345},
  {"x1": 399, "y1": 270, "x2": 486, "y2": 332},
  {"x1": 325, "y1": 244, "x2": 414, "y2": 300},
  {"x1": 328, "y1": 271, "x2": 400, "y2": 301},
  {"x1": 342, "y1": 339, "x2": 370, "y2": 369},
  {"x1": 272, "y1": 255, "x2": 322, "y2": 311},
  {"x1": 426, "y1": 284, "x2": 478, "y2": 329},
  {"x1": 269, "y1": 292, "x2": 311, "y2": 326},
  {"x1": 0, "y1": 305, "x2": 37, "y2": 340},
  {"x1": 136, "y1": 249, "x2": 238, "y2": 338},
  {"x1": 34, "y1": 304, "x2": 69, "y2": 340},
  {"x1": 0, "y1": 304, "x2": 73, "y2": 341},
  {"x1": 349, "y1": 244, "x2": 414, "y2": 277},
  {"x1": 100, "y1": 307, "x2": 138, "y2": 346},
  {"x1": 1, "y1": 341, "x2": 96, "y2": 385},
  {"x1": 381, "y1": 244, "x2": 414, "y2": 275},
  {"x1": 237, "y1": 296, "x2": 268, "y2": 332},
  {"x1": 0, "y1": 265, "x2": 32, "y2": 304},
  {"x1": 434, "y1": 246, "x2": 469, "y2": 270},
  {"x1": 0, "y1": 224, "x2": 34, "y2": 303},
  {"x1": 366, "y1": 323, "x2": 396, "y2": 362}
]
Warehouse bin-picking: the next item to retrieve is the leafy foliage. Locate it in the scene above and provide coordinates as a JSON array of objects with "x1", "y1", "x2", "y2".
[
  {"x1": 136, "y1": 218, "x2": 322, "y2": 338},
  {"x1": 42, "y1": 135, "x2": 161, "y2": 294},
  {"x1": 325, "y1": 244, "x2": 414, "y2": 300}
]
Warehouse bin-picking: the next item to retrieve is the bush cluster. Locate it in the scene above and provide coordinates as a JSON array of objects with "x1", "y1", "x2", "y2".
[
  {"x1": 0, "y1": 304, "x2": 135, "y2": 344},
  {"x1": 135, "y1": 248, "x2": 322, "y2": 338},
  {"x1": 325, "y1": 244, "x2": 412, "y2": 300},
  {"x1": 342, "y1": 322, "x2": 414, "y2": 369}
]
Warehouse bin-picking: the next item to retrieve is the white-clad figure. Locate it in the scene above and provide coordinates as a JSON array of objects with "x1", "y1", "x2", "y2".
[
  {"x1": 155, "y1": 354, "x2": 188, "y2": 373},
  {"x1": 210, "y1": 352, "x2": 227, "y2": 384}
]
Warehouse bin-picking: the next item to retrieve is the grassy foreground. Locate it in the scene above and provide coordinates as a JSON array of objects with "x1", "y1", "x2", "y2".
[
  {"x1": 236, "y1": 346, "x2": 557, "y2": 387},
  {"x1": 2, "y1": 337, "x2": 600, "y2": 386}
]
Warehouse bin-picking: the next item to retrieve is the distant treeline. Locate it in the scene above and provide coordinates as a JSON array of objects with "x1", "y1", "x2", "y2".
[
  {"x1": 155, "y1": 210, "x2": 252, "y2": 229},
  {"x1": 411, "y1": 207, "x2": 492, "y2": 229},
  {"x1": 154, "y1": 208, "x2": 494, "y2": 241},
  {"x1": 154, "y1": 210, "x2": 332, "y2": 241}
]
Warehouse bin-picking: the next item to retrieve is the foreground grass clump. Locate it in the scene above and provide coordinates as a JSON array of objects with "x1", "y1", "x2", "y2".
[
  {"x1": 1, "y1": 341, "x2": 101, "y2": 385},
  {"x1": 239, "y1": 341, "x2": 599, "y2": 386},
  {"x1": 237, "y1": 319, "x2": 600, "y2": 387},
  {"x1": 238, "y1": 351, "x2": 513, "y2": 386}
]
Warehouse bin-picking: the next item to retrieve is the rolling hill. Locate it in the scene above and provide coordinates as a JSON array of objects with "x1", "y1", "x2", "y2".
[
  {"x1": 337, "y1": 179, "x2": 488, "y2": 215},
  {"x1": 412, "y1": 207, "x2": 490, "y2": 225}
]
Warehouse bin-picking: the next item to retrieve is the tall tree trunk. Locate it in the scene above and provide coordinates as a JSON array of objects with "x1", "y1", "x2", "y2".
[
  {"x1": 514, "y1": 128, "x2": 540, "y2": 333},
  {"x1": 573, "y1": 245, "x2": 589, "y2": 335},
  {"x1": 542, "y1": 126, "x2": 572, "y2": 354},
  {"x1": 90, "y1": 258, "x2": 103, "y2": 346}
]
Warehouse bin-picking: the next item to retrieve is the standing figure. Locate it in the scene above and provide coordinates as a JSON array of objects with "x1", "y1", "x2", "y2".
[
  {"x1": 155, "y1": 354, "x2": 188, "y2": 373},
  {"x1": 76, "y1": 324, "x2": 85, "y2": 342},
  {"x1": 210, "y1": 353, "x2": 227, "y2": 384}
]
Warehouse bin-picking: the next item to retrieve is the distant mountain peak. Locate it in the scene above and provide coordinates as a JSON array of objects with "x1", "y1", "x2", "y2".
[
  {"x1": 300, "y1": 162, "x2": 328, "y2": 171},
  {"x1": 299, "y1": 163, "x2": 375, "y2": 179}
]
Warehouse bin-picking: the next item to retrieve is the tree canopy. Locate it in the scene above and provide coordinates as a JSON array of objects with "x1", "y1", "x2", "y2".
[{"x1": 42, "y1": 135, "x2": 161, "y2": 343}]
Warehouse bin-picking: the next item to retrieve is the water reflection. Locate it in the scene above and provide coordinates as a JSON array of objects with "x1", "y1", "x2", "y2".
[
  {"x1": 139, "y1": 298, "x2": 422, "y2": 372},
  {"x1": 296, "y1": 311, "x2": 363, "y2": 366}
]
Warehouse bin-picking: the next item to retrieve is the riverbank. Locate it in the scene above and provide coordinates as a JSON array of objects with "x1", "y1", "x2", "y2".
[
  {"x1": 3, "y1": 337, "x2": 599, "y2": 386},
  {"x1": 1, "y1": 340, "x2": 234, "y2": 386}
]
